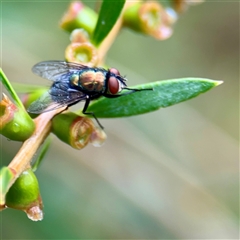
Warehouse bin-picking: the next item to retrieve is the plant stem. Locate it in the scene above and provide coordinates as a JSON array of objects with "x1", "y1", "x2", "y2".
[{"x1": 7, "y1": 107, "x2": 66, "y2": 193}]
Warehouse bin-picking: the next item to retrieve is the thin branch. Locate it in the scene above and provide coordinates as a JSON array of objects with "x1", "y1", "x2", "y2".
[{"x1": 7, "y1": 107, "x2": 66, "y2": 192}]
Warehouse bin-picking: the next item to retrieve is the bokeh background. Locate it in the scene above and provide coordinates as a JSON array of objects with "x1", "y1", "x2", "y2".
[{"x1": 0, "y1": 1, "x2": 239, "y2": 239}]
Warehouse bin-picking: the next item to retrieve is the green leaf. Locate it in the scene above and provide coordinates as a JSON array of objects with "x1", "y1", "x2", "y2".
[
  {"x1": 0, "y1": 69, "x2": 25, "y2": 109},
  {"x1": 0, "y1": 166, "x2": 15, "y2": 205},
  {"x1": 91, "y1": 0, "x2": 125, "y2": 46},
  {"x1": 32, "y1": 137, "x2": 52, "y2": 172},
  {"x1": 87, "y1": 78, "x2": 223, "y2": 118}
]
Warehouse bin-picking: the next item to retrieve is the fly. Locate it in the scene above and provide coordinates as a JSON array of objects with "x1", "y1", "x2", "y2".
[{"x1": 28, "y1": 61, "x2": 151, "y2": 129}]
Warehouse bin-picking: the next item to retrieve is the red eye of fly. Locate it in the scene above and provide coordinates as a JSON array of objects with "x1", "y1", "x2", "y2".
[
  {"x1": 108, "y1": 76, "x2": 120, "y2": 95},
  {"x1": 109, "y1": 68, "x2": 120, "y2": 76}
]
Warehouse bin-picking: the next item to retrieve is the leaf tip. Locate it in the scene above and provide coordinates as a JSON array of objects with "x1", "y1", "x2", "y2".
[{"x1": 214, "y1": 80, "x2": 224, "y2": 86}]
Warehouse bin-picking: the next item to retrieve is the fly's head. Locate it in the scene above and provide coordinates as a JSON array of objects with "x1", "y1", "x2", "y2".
[
  {"x1": 105, "y1": 68, "x2": 153, "y2": 98},
  {"x1": 106, "y1": 68, "x2": 127, "y2": 95}
]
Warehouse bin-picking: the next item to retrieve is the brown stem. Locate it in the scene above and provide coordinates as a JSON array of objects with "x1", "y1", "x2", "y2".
[{"x1": 7, "y1": 107, "x2": 66, "y2": 192}]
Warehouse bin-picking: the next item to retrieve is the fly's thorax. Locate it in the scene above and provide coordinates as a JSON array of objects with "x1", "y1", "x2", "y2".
[
  {"x1": 69, "y1": 74, "x2": 79, "y2": 87},
  {"x1": 70, "y1": 70, "x2": 106, "y2": 93}
]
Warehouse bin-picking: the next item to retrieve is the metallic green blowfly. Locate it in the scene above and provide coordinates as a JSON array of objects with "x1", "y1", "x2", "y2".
[{"x1": 28, "y1": 61, "x2": 151, "y2": 128}]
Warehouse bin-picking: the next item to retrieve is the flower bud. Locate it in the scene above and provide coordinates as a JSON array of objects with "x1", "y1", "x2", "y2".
[
  {"x1": 60, "y1": 1, "x2": 97, "y2": 35},
  {"x1": 5, "y1": 168, "x2": 43, "y2": 221},
  {"x1": 123, "y1": 1, "x2": 174, "y2": 40},
  {"x1": 0, "y1": 93, "x2": 35, "y2": 141},
  {"x1": 65, "y1": 42, "x2": 98, "y2": 67},
  {"x1": 52, "y1": 112, "x2": 106, "y2": 149}
]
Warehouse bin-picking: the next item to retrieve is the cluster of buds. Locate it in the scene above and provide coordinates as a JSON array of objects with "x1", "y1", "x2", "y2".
[
  {"x1": 60, "y1": 1, "x2": 176, "y2": 66},
  {"x1": 60, "y1": 1, "x2": 99, "y2": 66},
  {"x1": 60, "y1": 1, "x2": 204, "y2": 66},
  {"x1": 1, "y1": 91, "x2": 106, "y2": 219},
  {"x1": 60, "y1": 0, "x2": 204, "y2": 58}
]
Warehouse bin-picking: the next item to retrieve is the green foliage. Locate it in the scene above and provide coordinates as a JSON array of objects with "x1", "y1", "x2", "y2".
[
  {"x1": 91, "y1": 0, "x2": 125, "y2": 46},
  {"x1": 0, "y1": 69, "x2": 25, "y2": 109},
  {"x1": 0, "y1": 167, "x2": 14, "y2": 205},
  {"x1": 88, "y1": 78, "x2": 222, "y2": 118},
  {"x1": 32, "y1": 137, "x2": 52, "y2": 172}
]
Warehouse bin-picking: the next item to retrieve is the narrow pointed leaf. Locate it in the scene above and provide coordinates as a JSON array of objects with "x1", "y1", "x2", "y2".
[
  {"x1": 32, "y1": 136, "x2": 52, "y2": 172},
  {"x1": 87, "y1": 78, "x2": 223, "y2": 118},
  {"x1": 91, "y1": 0, "x2": 125, "y2": 46},
  {"x1": 0, "y1": 166, "x2": 15, "y2": 205},
  {"x1": 0, "y1": 69, "x2": 25, "y2": 109}
]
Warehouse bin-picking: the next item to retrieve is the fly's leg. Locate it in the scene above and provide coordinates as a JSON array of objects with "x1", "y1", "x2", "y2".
[{"x1": 82, "y1": 97, "x2": 104, "y2": 129}]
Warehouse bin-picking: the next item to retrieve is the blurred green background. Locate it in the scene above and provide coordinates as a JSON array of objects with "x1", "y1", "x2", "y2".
[{"x1": 0, "y1": 1, "x2": 239, "y2": 239}]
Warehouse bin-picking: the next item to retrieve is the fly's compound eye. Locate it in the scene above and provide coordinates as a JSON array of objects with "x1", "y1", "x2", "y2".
[
  {"x1": 109, "y1": 68, "x2": 120, "y2": 76},
  {"x1": 108, "y1": 76, "x2": 121, "y2": 95}
]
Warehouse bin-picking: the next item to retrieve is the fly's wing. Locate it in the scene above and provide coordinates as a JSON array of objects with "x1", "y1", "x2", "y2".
[
  {"x1": 27, "y1": 88, "x2": 88, "y2": 114},
  {"x1": 27, "y1": 91, "x2": 58, "y2": 113},
  {"x1": 32, "y1": 61, "x2": 89, "y2": 82},
  {"x1": 29, "y1": 61, "x2": 89, "y2": 114}
]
